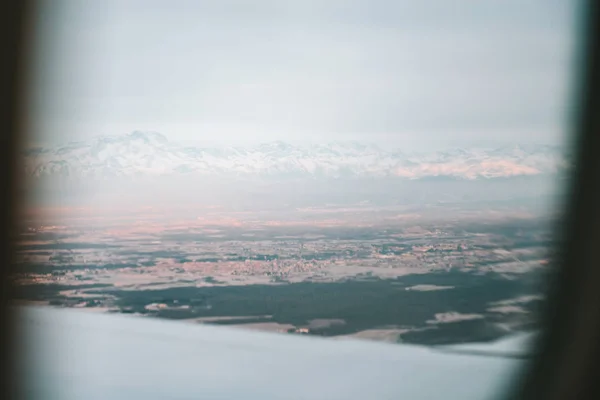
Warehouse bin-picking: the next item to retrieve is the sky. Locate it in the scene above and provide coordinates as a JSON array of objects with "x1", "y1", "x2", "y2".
[{"x1": 25, "y1": 0, "x2": 583, "y2": 150}]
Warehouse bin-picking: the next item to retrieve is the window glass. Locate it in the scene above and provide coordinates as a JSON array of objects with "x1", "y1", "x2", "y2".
[{"x1": 17, "y1": 0, "x2": 582, "y2": 349}]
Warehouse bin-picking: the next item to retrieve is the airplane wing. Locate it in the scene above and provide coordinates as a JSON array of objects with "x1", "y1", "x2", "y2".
[{"x1": 15, "y1": 306, "x2": 533, "y2": 400}]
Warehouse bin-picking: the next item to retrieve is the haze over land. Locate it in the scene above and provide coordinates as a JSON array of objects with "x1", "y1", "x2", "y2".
[
  {"x1": 22, "y1": 131, "x2": 567, "y2": 215},
  {"x1": 14, "y1": 131, "x2": 558, "y2": 345}
]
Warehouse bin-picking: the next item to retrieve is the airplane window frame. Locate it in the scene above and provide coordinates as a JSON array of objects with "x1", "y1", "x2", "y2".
[{"x1": 513, "y1": 1, "x2": 600, "y2": 399}]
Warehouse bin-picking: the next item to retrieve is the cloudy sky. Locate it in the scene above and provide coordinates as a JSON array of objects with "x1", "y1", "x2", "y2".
[{"x1": 26, "y1": 0, "x2": 582, "y2": 149}]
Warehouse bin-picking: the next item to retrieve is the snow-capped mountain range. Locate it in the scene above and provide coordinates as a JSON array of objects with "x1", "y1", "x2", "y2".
[{"x1": 22, "y1": 131, "x2": 568, "y2": 180}]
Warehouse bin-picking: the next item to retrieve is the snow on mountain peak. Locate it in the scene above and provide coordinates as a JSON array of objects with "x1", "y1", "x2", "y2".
[{"x1": 22, "y1": 132, "x2": 567, "y2": 180}]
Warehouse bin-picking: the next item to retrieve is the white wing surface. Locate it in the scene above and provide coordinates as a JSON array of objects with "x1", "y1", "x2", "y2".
[{"x1": 15, "y1": 306, "x2": 530, "y2": 400}]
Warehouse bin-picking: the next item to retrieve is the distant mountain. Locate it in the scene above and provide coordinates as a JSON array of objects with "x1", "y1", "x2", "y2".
[{"x1": 22, "y1": 131, "x2": 569, "y2": 180}]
